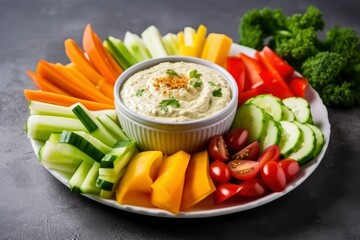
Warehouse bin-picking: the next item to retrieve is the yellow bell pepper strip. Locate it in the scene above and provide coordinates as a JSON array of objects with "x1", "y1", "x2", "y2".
[
  {"x1": 116, "y1": 151, "x2": 163, "y2": 208},
  {"x1": 181, "y1": 150, "x2": 216, "y2": 210},
  {"x1": 177, "y1": 31, "x2": 184, "y2": 47},
  {"x1": 151, "y1": 151, "x2": 191, "y2": 214},
  {"x1": 193, "y1": 25, "x2": 207, "y2": 57},
  {"x1": 179, "y1": 25, "x2": 207, "y2": 57},
  {"x1": 201, "y1": 33, "x2": 233, "y2": 67}
]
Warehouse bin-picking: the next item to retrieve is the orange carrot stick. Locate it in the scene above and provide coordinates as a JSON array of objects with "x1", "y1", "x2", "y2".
[
  {"x1": 36, "y1": 60, "x2": 113, "y2": 105},
  {"x1": 57, "y1": 63, "x2": 95, "y2": 88},
  {"x1": 98, "y1": 79, "x2": 114, "y2": 101},
  {"x1": 83, "y1": 24, "x2": 123, "y2": 85},
  {"x1": 64, "y1": 38, "x2": 105, "y2": 85},
  {"x1": 26, "y1": 70, "x2": 71, "y2": 96},
  {"x1": 24, "y1": 90, "x2": 114, "y2": 110}
]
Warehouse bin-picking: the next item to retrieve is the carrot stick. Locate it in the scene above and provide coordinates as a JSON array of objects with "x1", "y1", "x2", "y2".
[
  {"x1": 24, "y1": 90, "x2": 114, "y2": 110},
  {"x1": 57, "y1": 63, "x2": 95, "y2": 88},
  {"x1": 83, "y1": 24, "x2": 123, "y2": 85},
  {"x1": 26, "y1": 70, "x2": 71, "y2": 96},
  {"x1": 98, "y1": 79, "x2": 114, "y2": 101},
  {"x1": 64, "y1": 38, "x2": 105, "y2": 85},
  {"x1": 36, "y1": 60, "x2": 113, "y2": 105}
]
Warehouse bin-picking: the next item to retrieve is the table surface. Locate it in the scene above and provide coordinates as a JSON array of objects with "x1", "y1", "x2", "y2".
[{"x1": 1, "y1": 0, "x2": 360, "y2": 239}]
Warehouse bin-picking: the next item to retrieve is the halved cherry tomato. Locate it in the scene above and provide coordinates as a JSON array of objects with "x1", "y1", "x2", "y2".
[
  {"x1": 225, "y1": 128, "x2": 249, "y2": 153},
  {"x1": 238, "y1": 178, "x2": 268, "y2": 197},
  {"x1": 261, "y1": 161, "x2": 286, "y2": 192},
  {"x1": 208, "y1": 135, "x2": 229, "y2": 161},
  {"x1": 227, "y1": 160, "x2": 260, "y2": 181},
  {"x1": 288, "y1": 77, "x2": 309, "y2": 98},
  {"x1": 226, "y1": 56, "x2": 245, "y2": 94},
  {"x1": 232, "y1": 141, "x2": 259, "y2": 160},
  {"x1": 257, "y1": 144, "x2": 280, "y2": 169},
  {"x1": 278, "y1": 158, "x2": 300, "y2": 181},
  {"x1": 260, "y1": 46, "x2": 294, "y2": 79},
  {"x1": 209, "y1": 160, "x2": 231, "y2": 183},
  {"x1": 213, "y1": 182, "x2": 241, "y2": 205}
]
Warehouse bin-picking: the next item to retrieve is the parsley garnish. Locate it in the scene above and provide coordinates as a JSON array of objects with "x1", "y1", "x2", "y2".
[
  {"x1": 208, "y1": 81, "x2": 217, "y2": 86},
  {"x1": 212, "y1": 88, "x2": 222, "y2": 97},
  {"x1": 189, "y1": 69, "x2": 201, "y2": 79},
  {"x1": 159, "y1": 98, "x2": 180, "y2": 112},
  {"x1": 166, "y1": 69, "x2": 178, "y2": 76},
  {"x1": 136, "y1": 89, "x2": 145, "y2": 97},
  {"x1": 190, "y1": 79, "x2": 203, "y2": 88}
]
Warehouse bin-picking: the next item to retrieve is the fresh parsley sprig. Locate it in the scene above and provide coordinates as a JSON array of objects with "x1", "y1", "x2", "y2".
[{"x1": 159, "y1": 98, "x2": 180, "y2": 112}]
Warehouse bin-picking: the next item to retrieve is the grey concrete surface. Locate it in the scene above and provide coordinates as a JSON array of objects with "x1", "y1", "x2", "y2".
[{"x1": 1, "y1": 0, "x2": 360, "y2": 239}]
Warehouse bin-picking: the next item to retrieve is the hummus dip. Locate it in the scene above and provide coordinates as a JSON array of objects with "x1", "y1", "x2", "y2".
[{"x1": 120, "y1": 61, "x2": 232, "y2": 122}]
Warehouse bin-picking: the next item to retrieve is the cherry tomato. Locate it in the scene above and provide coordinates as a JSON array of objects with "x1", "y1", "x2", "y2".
[
  {"x1": 261, "y1": 161, "x2": 287, "y2": 192},
  {"x1": 278, "y1": 158, "x2": 300, "y2": 181},
  {"x1": 225, "y1": 128, "x2": 249, "y2": 153},
  {"x1": 208, "y1": 135, "x2": 229, "y2": 161},
  {"x1": 257, "y1": 144, "x2": 280, "y2": 169},
  {"x1": 232, "y1": 141, "x2": 259, "y2": 160},
  {"x1": 209, "y1": 161, "x2": 231, "y2": 183},
  {"x1": 238, "y1": 178, "x2": 268, "y2": 197},
  {"x1": 227, "y1": 160, "x2": 260, "y2": 181},
  {"x1": 213, "y1": 183, "x2": 241, "y2": 205}
]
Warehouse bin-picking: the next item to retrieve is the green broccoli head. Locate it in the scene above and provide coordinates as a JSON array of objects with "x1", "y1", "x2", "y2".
[
  {"x1": 273, "y1": 28, "x2": 319, "y2": 61},
  {"x1": 325, "y1": 27, "x2": 360, "y2": 67},
  {"x1": 286, "y1": 5, "x2": 325, "y2": 31},
  {"x1": 320, "y1": 81, "x2": 359, "y2": 107},
  {"x1": 239, "y1": 8, "x2": 286, "y2": 50},
  {"x1": 301, "y1": 51, "x2": 346, "y2": 90}
]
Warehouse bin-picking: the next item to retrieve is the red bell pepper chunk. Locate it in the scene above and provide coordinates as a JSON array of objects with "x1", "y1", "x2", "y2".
[
  {"x1": 257, "y1": 52, "x2": 294, "y2": 99},
  {"x1": 238, "y1": 53, "x2": 264, "y2": 91},
  {"x1": 288, "y1": 77, "x2": 309, "y2": 98},
  {"x1": 260, "y1": 46, "x2": 294, "y2": 79},
  {"x1": 238, "y1": 88, "x2": 265, "y2": 105},
  {"x1": 226, "y1": 56, "x2": 245, "y2": 94}
]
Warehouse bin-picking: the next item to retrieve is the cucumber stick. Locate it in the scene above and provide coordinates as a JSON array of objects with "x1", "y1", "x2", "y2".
[
  {"x1": 104, "y1": 36, "x2": 138, "y2": 70},
  {"x1": 69, "y1": 160, "x2": 93, "y2": 193},
  {"x1": 80, "y1": 162, "x2": 101, "y2": 195},
  {"x1": 124, "y1": 31, "x2": 151, "y2": 62},
  {"x1": 96, "y1": 114, "x2": 129, "y2": 141},
  {"x1": 71, "y1": 103, "x2": 117, "y2": 147},
  {"x1": 141, "y1": 25, "x2": 168, "y2": 58},
  {"x1": 162, "y1": 33, "x2": 179, "y2": 55},
  {"x1": 27, "y1": 115, "x2": 86, "y2": 141},
  {"x1": 29, "y1": 101, "x2": 118, "y2": 122}
]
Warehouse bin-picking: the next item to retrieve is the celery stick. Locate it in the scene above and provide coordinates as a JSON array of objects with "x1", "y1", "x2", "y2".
[
  {"x1": 124, "y1": 31, "x2": 151, "y2": 62},
  {"x1": 141, "y1": 25, "x2": 168, "y2": 58}
]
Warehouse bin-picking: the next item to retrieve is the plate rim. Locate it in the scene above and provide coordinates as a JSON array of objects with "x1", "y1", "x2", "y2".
[{"x1": 29, "y1": 43, "x2": 331, "y2": 218}]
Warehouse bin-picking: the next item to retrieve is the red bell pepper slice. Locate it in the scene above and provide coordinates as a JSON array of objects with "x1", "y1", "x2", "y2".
[
  {"x1": 260, "y1": 46, "x2": 294, "y2": 79},
  {"x1": 238, "y1": 87, "x2": 265, "y2": 105},
  {"x1": 226, "y1": 56, "x2": 245, "y2": 94},
  {"x1": 287, "y1": 77, "x2": 309, "y2": 98},
  {"x1": 238, "y1": 53, "x2": 264, "y2": 91}
]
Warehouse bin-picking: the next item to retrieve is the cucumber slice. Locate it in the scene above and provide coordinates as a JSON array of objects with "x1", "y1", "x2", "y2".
[
  {"x1": 279, "y1": 121, "x2": 302, "y2": 156},
  {"x1": 248, "y1": 94, "x2": 283, "y2": 121},
  {"x1": 259, "y1": 117, "x2": 281, "y2": 151},
  {"x1": 59, "y1": 131, "x2": 112, "y2": 162},
  {"x1": 80, "y1": 162, "x2": 101, "y2": 195},
  {"x1": 27, "y1": 115, "x2": 87, "y2": 142},
  {"x1": 307, "y1": 124, "x2": 325, "y2": 158},
  {"x1": 69, "y1": 161, "x2": 93, "y2": 193},
  {"x1": 282, "y1": 97, "x2": 312, "y2": 123},
  {"x1": 231, "y1": 104, "x2": 267, "y2": 142},
  {"x1": 281, "y1": 104, "x2": 295, "y2": 121},
  {"x1": 288, "y1": 122, "x2": 317, "y2": 165}
]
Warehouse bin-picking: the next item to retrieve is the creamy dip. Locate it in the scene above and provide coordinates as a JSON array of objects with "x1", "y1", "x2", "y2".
[{"x1": 120, "y1": 61, "x2": 232, "y2": 122}]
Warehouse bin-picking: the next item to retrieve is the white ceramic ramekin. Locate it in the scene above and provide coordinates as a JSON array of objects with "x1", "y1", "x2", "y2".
[{"x1": 114, "y1": 56, "x2": 238, "y2": 154}]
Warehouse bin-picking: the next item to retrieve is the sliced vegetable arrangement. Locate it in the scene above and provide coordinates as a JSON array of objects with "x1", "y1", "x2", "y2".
[{"x1": 24, "y1": 19, "x2": 327, "y2": 215}]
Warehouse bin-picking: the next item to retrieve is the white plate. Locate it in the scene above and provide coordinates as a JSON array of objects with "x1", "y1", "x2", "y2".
[{"x1": 29, "y1": 44, "x2": 331, "y2": 218}]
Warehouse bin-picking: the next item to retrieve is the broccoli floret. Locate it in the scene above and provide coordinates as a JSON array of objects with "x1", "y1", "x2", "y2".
[
  {"x1": 239, "y1": 6, "x2": 323, "y2": 62},
  {"x1": 301, "y1": 52, "x2": 346, "y2": 89},
  {"x1": 320, "y1": 82, "x2": 359, "y2": 107},
  {"x1": 325, "y1": 27, "x2": 360, "y2": 68},
  {"x1": 239, "y1": 8, "x2": 286, "y2": 50}
]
